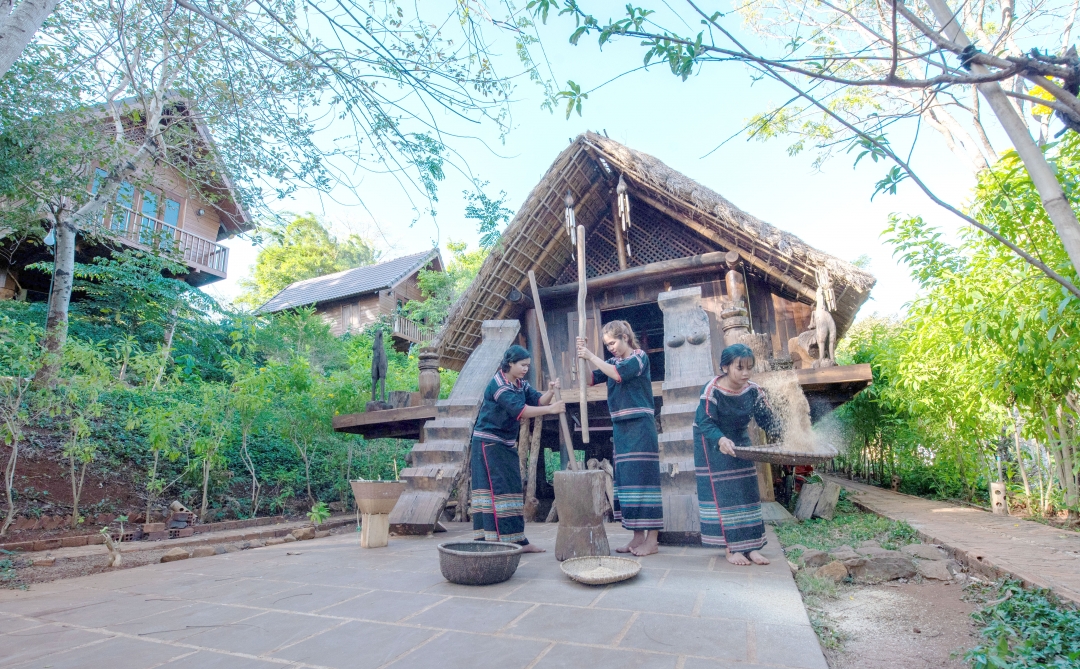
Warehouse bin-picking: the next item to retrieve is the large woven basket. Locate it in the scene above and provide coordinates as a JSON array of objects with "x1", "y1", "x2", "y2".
[
  {"x1": 437, "y1": 541, "x2": 524, "y2": 585},
  {"x1": 561, "y1": 556, "x2": 641, "y2": 585},
  {"x1": 733, "y1": 442, "x2": 839, "y2": 466}
]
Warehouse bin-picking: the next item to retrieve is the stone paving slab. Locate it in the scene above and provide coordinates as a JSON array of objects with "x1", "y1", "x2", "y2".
[
  {"x1": 0, "y1": 521, "x2": 825, "y2": 669},
  {"x1": 829, "y1": 475, "x2": 1080, "y2": 606}
]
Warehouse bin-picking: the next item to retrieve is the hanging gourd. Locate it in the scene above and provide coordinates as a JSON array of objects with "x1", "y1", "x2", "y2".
[
  {"x1": 617, "y1": 174, "x2": 632, "y2": 257},
  {"x1": 564, "y1": 188, "x2": 577, "y2": 246}
]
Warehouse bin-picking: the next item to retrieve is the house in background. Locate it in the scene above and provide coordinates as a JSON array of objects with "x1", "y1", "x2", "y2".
[
  {"x1": 1, "y1": 99, "x2": 254, "y2": 301},
  {"x1": 258, "y1": 249, "x2": 443, "y2": 349}
]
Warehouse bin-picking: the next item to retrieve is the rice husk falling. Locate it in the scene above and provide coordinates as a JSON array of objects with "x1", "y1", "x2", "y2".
[{"x1": 756, "y1": 371, "x2": 817, "y2": 452}]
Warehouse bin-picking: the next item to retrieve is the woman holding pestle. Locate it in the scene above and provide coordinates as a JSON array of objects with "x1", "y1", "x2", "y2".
[
  {"x1": 471, "y1": 345, "x2": 564, "y2": 553},
  {"x1": 693, "y1": 343, "x2": 779, "y2": 566},
  {"x1": 577, "y1": 321, "x2": 664, "y2": 556}
]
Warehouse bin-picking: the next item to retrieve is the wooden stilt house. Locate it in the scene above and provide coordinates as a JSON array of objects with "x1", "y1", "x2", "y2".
[{"x1": 335, "y1": 132, "x2": 876, "y2": 539}]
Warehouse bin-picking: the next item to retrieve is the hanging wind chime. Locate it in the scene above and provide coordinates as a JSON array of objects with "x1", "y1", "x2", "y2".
[
  {"x1": 616, "y1": 174, "x2": 632, "y2": 258},
  {"x1": 564, "y1": 188, "x2": 577, "y2": 245}
]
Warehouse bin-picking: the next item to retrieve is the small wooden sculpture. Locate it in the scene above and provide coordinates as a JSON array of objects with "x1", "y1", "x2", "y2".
[
  {"x1": 811, "y1": 286, "x2": 837, "y2": 368},
  {"x1": 371, "y1": 328, "x2": 388, "y2": 403}
]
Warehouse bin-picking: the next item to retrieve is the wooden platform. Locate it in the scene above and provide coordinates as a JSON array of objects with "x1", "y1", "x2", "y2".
[
  {"x1": 333, "y1": 405, "x2": 437, "y2": 439},
  {"x1": 332, "y1": 363, "x2": 873, "y2": 441}
]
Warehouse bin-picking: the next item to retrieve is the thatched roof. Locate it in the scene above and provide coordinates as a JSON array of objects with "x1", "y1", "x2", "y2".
[{"x1": 434, "y1": 132, "x2": 876, "y2": 371}]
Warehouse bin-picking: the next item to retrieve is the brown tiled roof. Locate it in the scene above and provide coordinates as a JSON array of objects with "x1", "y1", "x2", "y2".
[{"x1": 258, "y1": 249, "x2": 441, "y2": 313}]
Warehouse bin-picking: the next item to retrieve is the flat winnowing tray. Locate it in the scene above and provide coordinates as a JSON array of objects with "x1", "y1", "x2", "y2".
[
  {"x1": 561, "y1": 556, "x2": 641, "y2": 585},
  {"x1": 733, "y1": 442, "x2": 839, "y2": 466}
]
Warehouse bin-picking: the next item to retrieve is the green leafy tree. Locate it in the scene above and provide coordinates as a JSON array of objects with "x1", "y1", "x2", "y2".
[
  {"x1": 0, "y1": 315, "x2": 44, "y2": 536},
  {"x1": 403, "y1": 241, "x2": 488, "y2": 334},
  {"x1": 237, "y1": 214, "x2": 381, "y2": 308}
]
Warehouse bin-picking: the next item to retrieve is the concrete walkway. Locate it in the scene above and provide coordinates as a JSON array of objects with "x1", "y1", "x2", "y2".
[
  {"x1": 829, "y1": 476, "x2": 1080, "y2": 605},
  {"x1": 0, "y1": 521, "x2": 826, "y2": 669}
]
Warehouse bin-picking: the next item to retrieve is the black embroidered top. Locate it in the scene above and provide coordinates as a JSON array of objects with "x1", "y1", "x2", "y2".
[
  {"x1": 693, "y1": 378, "x2": 780, "y2": 448},
  {"x1": 591, "y1": 349, "x2": 654, "y2": 422},
  {"x1": 472, "y1": 370, "x2": 542, "y2": 446}
]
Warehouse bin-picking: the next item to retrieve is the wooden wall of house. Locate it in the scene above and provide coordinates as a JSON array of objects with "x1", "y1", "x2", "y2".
[
  {"x1": 312, "y1": 271, "x2": 429, "y2": 337},
  {"x1": 532, "y1": 270, "x2": 814, "y2": 385}
]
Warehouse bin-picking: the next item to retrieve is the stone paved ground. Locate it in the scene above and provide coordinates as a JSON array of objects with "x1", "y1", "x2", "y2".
[
  {"x1": 829, "y1": 476, "x2": 1080, "y2": 605},
  {"x1": 0, "y1": 521, "x2": 826, "y2": 669}
]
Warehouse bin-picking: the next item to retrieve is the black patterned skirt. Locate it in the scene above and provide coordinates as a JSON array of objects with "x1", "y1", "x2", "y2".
[
  {"x1": 470, "y1": 435, "x2": 528, "y2": 545},
  {"x1": 611, "y1": 416, "x2": 664, "y2": 531},
  {"x1": 692, "y1": 428, "x2": 766, "y2": 552}
]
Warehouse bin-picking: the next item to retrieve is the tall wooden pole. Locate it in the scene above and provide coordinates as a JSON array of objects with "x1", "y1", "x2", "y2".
[
  {"x1": 576, "y1": 224, "x2": 590, "y2": 444},
  {"x1": 527, "y1": 271, "x2": 579, "y2": 470}
]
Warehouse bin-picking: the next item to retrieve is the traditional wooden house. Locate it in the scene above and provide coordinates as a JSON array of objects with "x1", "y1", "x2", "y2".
[
  {"x1": 1, "y1": 99, "x2": 254, "y2": 301},
  {"x1": 335, "y1": 132, "x2": 875, "y2": 539},
  {"x1": 258, "y1": 249, "x2": 442, "y2": 349}
]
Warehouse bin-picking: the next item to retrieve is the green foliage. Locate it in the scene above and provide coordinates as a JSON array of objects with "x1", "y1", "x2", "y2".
[
  {"x1": 967, "y1": 580, "x2": 1080, "y2": 668},
  {"x1": 465, "y1": 182, "x2": 514, "y2": 250},
  {"x1": 0, "y1": 249, "x2": 457, "y2": 527},
  {"x1": 403, "y1": 241, "x2": 489, "y2": 334},
  {"x1": 237, "y1": 214, "x2": 381, "y2": 309},
  {"x1": 308, "y1": 501, "x2": 331, "y2": 526},
  {"x1": 774, "y1": 496, "x2": 918, "y2": 551}
]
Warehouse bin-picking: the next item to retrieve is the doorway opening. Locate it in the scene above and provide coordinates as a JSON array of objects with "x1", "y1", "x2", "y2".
[{"x1": 600, "y1": 302, "x2": 665, "y2": 380}]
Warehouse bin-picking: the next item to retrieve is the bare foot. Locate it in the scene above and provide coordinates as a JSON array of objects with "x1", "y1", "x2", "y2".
[
  {"x1": 747, "y1": 550, "x2": 770, "y2": 565},
  {"x1": 519, "y1": 543, "x2": 546, "y2": 553},
  {"x1": 630, "y1": 534, "x2": 659, "y2": 556},
  {"x1": 618, "y1": 530, "x2": 646, "y2": 554},
  {"x1": 726, "y1": 550, "x2": 752, "y2": 566}
]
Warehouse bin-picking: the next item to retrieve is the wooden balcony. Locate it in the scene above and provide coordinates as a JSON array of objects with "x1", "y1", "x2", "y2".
[
  {"x1": 392, "y1": 315, "x2": 429, "y2": 344},
  {"x1": 99, "y1": 205, "x2": 229, "y2": 282}
]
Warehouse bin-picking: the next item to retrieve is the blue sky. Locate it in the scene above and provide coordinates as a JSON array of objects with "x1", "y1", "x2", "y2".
[{"x1": 204, "y1": 6, "x2": 980, "y2": 319}]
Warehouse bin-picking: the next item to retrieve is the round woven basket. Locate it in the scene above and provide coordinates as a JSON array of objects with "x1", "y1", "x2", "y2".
[
  {"x1": 733, "y1": 442, "x2": 839, "y2": 466},
  {"x1": 560, "y1": 556, "x2": 641, "y2": 585},
  {"x1": 437, "y1": 541, "x2": 524, "y2": 586}
]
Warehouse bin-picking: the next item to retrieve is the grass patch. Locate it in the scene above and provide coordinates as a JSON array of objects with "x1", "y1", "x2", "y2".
[
  {"x1": 774, "y1": 493, "x2": 918, "y2": 551},
  {"x1": 965, "y1": 579, "x2": 1080, "y2": 668}
]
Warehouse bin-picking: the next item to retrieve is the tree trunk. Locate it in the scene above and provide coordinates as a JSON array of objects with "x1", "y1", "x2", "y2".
[
  {"x1": 200, "y1": 459, "x2": 211, "y2": 522},
  {"x1": 1013, "y1": 416, "x2": 1032, "y2": 499},
  {"x1": 152, "y1": 310, "x2": 178, "y2": 390},
  {"x1": 146, "y1": 449, "x2": 159, "y2": 524},
  {"x1": 33, "y1": 214, "x2": 76, "y2": 387},
  {"x1": 1, "y1": 437, "x2": 18, "y2": 536},
  {"x1": 924, "y1": 0, "x2": 1080, "y2": 276},
  {"x1": 240, "y1": 430, "x2": 260, "y2": 517},
  {"x1": 0, "y1": 0, "x2": 59, "y2": 78}
]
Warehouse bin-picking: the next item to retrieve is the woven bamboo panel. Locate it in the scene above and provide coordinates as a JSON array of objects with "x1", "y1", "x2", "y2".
[{"x1": 556, "y1": 198, "x2": 717, "y2": 283}]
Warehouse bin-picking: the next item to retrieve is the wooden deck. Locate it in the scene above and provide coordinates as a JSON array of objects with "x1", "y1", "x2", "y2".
[
  {"x1": 332, "y1": 364, "x2": 872, "y2": 441},
  {"x1": 332, "y1": 405, "x2": 437, "y2": 439}
]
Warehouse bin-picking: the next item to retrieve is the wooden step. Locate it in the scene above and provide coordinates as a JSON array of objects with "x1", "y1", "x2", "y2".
[
  {"x1": 399, "y1": 463, "x2": 461, "y2": 492},
  {"x1": 660, "y1": 402, "x2": 698, "y2": 431},
  {"x1": 389, "y1": 490, "x2": 454, "y2": 535},
  {"x1": 423, "y1": 417, "x2": 475, "y2": 442},
  {"x1": 410, "y1": 439, "x2": 468, "y2": 466},
  {"x1": 661, "y1": 376, "x2": 714, "y2": 403}
]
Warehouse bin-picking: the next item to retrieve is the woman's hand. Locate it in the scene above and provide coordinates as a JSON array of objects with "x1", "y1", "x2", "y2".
[
  {"x1": 547, "y1": 401, "x2": 566, "y2": 415},
  {"x1": 575, "y1": 337, "x2": 594, "y2": 361},
  {"x1": 548, "y1": 379, "x2": 561, "y2": 391},
  {"x1": 718, "y1": 437, "x2": 736, "y2": 456}
]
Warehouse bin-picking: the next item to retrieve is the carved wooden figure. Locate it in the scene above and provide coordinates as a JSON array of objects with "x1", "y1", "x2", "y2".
[
  {"x1": 811, "y1": 286, "x2": 837, "y2": 368},
  {"x1": 371, "y1": 328, "x2": 389, "y2": 402}
]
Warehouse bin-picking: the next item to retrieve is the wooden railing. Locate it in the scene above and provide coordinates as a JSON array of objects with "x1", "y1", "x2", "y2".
[
  {"x1": 102, "y1": 205, "x2": 229, "y2": 275},
  {"x1": 392, "y1": 315, "x2": 427, "y2": 343}
]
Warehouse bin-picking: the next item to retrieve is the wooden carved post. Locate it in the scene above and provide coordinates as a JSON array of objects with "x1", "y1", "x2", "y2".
[{"x1": 417, "y1": 347, "x2": 441, "y2": 406}]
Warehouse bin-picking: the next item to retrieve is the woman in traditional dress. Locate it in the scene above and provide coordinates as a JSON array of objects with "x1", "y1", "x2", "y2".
[
  {"x1": 471, "y1": 345, "x2": 564, "y2": 553},
  {"x1": 576, "y1": 320, "x2": 663, "y2": 556},
  {"x1": 694, "y1": 343, "x2": 779, "y2": 566}
]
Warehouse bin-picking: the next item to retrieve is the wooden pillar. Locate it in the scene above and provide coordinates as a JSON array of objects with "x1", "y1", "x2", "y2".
[{"x1": 524, "y1": 309, "x2": 542, "y2": 388}]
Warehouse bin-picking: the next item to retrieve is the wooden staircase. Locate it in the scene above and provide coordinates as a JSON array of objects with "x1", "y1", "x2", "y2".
[{"x1": 389, "y1": 320, "x2": 522, "y2": 535}]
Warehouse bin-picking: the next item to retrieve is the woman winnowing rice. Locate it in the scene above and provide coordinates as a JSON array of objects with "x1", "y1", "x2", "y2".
[
  {"x1": 693, "y1": 343, "x2": 780, "y2": 566},
  {"x1": 577, "y1": 320, "x2": 663, "y2": 557},
  {"x1": 470, "y1": 345, "x2": 564, "y2": 553}
]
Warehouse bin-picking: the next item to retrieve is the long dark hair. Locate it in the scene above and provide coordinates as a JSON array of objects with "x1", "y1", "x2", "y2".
[
  {"x1": 719, "y1": 343, "x2": 755, "y2": 376},
  {"x1": 500, "y1": 345, "x2": 531, "y2": 372}
]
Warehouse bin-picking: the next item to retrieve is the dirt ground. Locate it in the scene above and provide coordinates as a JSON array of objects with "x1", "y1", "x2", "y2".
[{"x1": 820, "y1": 579, "x2": 980, "y2": 669}]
